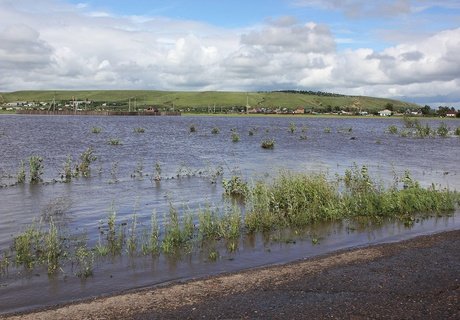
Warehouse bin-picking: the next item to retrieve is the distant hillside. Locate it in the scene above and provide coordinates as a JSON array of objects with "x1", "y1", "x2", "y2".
[{"x1": 0, "y1": 90, "x2": 420, "y2": 113}]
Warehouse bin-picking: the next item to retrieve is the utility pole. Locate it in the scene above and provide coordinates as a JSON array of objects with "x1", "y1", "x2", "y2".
[{"x1": 246, "y1": 93, "x2": 250, "y2": 114}]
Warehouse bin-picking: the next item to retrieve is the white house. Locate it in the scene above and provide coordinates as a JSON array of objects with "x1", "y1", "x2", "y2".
[{"x1": 378, "y1": 109, "x2": 392, "y2": 116}]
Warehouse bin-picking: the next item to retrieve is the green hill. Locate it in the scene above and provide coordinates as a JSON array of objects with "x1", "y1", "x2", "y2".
[{"x1": 0, "y1": 90, "x2": 420, "y2": 113}]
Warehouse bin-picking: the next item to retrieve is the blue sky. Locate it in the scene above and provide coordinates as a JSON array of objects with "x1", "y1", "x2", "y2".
[{"x1": 1, "y1": 0, "x2": 460, "y2": 107}]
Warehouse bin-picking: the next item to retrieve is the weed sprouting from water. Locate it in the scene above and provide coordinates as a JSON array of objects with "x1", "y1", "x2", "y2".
[
  {"x1": 77, "y1": 147, "x2": 97, "y2": 177},
  {"x1": 154, "y1": 161, "x2": 162, "y2": 181},
  {"x1": 289, "y1": 122, "x2": 296, "y2": 133},
  {"x1": 91, "y1": 126, "x2": 102, "y2": 134},
  {"x1": 108, "y1": 138, "x2": 122, "y2": 145},
  {"x1": 44, "y1": 219, "x2": 62, "y2": 274},
  {"x1": 455, "y1": 127, "x2": 460, "y2": 136},
  {"x1": 13, "y1": 221, "x2": 42, "y2": 269},
  {"x1": 208, "y1": 249, "x2": 219, "y2": 262},
  {"x1": 61, "y1": 155, "x2": 73, "y2": 182},
  {"x1": 12, "y1": 219, "x2": 66, "y2": 274},
  {"x1": 189, "y1": 124, "x2": 197, "y2": 133},
  {"x1": 96, "y1": 206, "x2": 125, "y2": 256},
  {"x1": 127, "y1": 213, "x2": 138, "y2": 255},
  {"x1": 0, "y1": 251, "x2": 10, "y2": 276},
  {"x1": 402, "y1": 116, "x2": 420, "y2": 128},
  {"x1": 211, "y1": 127, "x2": 220, "y2": 134},
  {"x1": 132, "y1": 158, "x2": 144, "y2": 179},
  {"x1": 387, "y1": 125, "x2": 398, "y2": 134},
  {"x1": 231, "y1": 132, "x2": 240, "y2": 142},
  {"x1": 324, "y1": 127, "x2": 331, "y2": 133},
  {"x1": 29, "y1": 156, "x2": 44, "y2": 183},
  {"x1": 75, "y1": 244, "x2": 94, "y2": 278},
  {"x1": 261, "y1": 139, "x2": 275, "y2": 149},
  {"x1": 134, "y1": 127, "x2": 145, "y2": 133},
  {"x1": 415, "y1": 123, "x2": 432, "y2": 138},
  {"x1": 437, "y1": 122, "x2": 449, "y2": 137},
  {"x1": 222, "y1": 176, "x2": 248, "y2": 199},
  {"x1": 109, "y1": 161, "x2": 119, "y2": 183},
  {"x1": 198, "y1": 205, "x2": 221, "y2": 241},
  {"x1": 161, "y1": 205, "x2": 194, "y2": 254},
  {"x1": 141, "y1": 210, "x2": 160, "y2": 255},
  {"x1": 17, "y1": 160, "x2": 26, "y2": 184}
]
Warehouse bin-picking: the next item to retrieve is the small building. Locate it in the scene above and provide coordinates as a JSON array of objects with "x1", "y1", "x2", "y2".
[
  {"x1": 378, "y1": 109, "x2": 392, "y2": 117},
  {"x1": 446, "y1": 111, "x2": 457, "y2": 117},
  {"x1": 293, "y1": 107, "x2": 305, "y2": 114}
]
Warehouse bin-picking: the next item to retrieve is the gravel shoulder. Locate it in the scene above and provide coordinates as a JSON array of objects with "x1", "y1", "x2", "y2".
[{"x1": 3, "y1": 230, "x2": 459, "y2": 319}]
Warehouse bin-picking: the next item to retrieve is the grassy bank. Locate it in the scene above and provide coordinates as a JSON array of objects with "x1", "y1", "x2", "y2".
[{"x1": 1, "y1": 90, "x2": 419, "y2": 114}]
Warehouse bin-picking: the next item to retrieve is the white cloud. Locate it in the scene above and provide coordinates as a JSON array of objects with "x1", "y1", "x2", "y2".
[
  {"x1": 292, "y1": 0, "x2": 412, "y2": 18},
  {"x1": 0, "y1": 0, "x2": 459, "y2": 106}
]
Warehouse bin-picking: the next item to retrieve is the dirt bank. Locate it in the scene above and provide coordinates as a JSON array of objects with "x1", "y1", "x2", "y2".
[{"x1": 3, "y1": 230, "x2": 459, "y2": 319}]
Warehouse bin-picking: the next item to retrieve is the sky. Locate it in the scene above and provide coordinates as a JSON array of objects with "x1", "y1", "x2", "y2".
[{"x1": 1, "y1": 0, "x2": 460, "y2": 107}]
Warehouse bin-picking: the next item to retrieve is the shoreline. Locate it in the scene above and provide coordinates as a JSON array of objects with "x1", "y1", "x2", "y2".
[{"x1": 3, "y1": 229, "x2": 459, "y2": 319}]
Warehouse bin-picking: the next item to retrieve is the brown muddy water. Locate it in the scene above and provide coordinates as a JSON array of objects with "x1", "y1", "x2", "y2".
[{"x1": 0, "y1": 115, "x2": 459, "y2": 314}]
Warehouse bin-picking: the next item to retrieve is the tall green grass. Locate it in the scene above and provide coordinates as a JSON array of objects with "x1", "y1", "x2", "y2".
[{"x1": 4, "y1": 167, "x2": 458, "y2": 278}]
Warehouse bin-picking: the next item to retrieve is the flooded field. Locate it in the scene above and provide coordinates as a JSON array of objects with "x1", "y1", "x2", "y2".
[{"x1": 0, "y1": 114, "x2": 459, "y2": 314}]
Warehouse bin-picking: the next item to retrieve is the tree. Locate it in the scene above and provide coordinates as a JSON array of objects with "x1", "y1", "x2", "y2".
[
  {"x1": 384, "y1": 102, "x2": 394, "y2": 111},
  {"x1": 421, "y1": 105, "x2": 433, "y2": 116}
]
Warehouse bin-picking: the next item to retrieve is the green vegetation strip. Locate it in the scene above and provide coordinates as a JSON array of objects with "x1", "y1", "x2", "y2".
[{"x1": 1, "y1": 166, "x2": 458, "y2": 279}]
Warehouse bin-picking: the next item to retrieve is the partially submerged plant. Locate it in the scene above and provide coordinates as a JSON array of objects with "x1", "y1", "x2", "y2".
[
  {"x1": 134, "y1": 127, "x2": 145, "y2": 133},
  {"x1": 222, "y1": 175, "x2": 248, "y2": 199},
  {"x1": 289, "y1": 122, "x2": 296, "y2": 134},
  {"x1": 436, "y1": 122, "x2": 449, "y2": 137},
  {"x1": 387, "y1": 125, "x2": 398, "y2": 134},
  {"x1": 211, "y1": 127, "x2": 220, "y2": 134},
  {"x1": 108, "y1": 138, "x2": 122, "y2": 145},
  {"x1": 75, "y1": 244, "x2": 94, "y2": 278},
  {"x1": 261, "y1": 139, "x2": 275, "y2": 149},
  {"x1": 17, "y1": 160, "x2": 26, "y2": 184},
  {"x1": 153, "y1": 161, "x2": 162, "y2": 181},
  {"x1": 231, "y1": 132, "x2": 240, "y2": 142},
  {"x1": 29, "y1": 156, "x2": 44, "y2": 183},
  {"x1": 91, "y1": 126, "x2": 102, "y2": 134},
  {"x1": 62, "y1": 155, "x2": 73, "y2": 182},
  {"x1": 77, "y1": 147, "x2": 97, "y2": 177},
  {"x1": 189, "y1": 124, "x2": 197, "y2": 133}
]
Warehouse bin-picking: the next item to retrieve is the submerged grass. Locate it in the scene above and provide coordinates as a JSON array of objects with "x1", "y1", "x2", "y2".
[{"x1": 4, "y1": 167, "x2": 458, "y2": 279}]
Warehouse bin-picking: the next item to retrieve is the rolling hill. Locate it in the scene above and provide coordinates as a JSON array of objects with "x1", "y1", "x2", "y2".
[{"x1": 0, "y1": 90, "x2": 420, "y2": 113}]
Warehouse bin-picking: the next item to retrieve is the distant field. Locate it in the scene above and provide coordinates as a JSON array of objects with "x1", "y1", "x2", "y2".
[{"x1": 0, "y1": 90, "x2": 420, "y2": 113}]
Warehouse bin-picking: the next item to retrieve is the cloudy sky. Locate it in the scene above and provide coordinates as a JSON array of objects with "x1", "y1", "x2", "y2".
[{"x1": 1, "y1": 0, "x2": 459, "y2": 107}]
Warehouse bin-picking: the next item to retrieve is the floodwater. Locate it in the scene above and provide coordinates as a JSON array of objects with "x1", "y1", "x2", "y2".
[{"x1": 0, "y1": 114, "x2": 459, "y2": 314}]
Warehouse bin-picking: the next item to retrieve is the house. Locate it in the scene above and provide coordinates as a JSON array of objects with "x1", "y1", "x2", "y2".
[
  {"x1": 293, "y1": 107, "x2": 305, "y2": 114},
  {"x1": 378, "y1": 109, "x2": 392, "y2": 116},
  {"x1": 446, "y1": 110, "x2": 457, "y2": 117}
]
